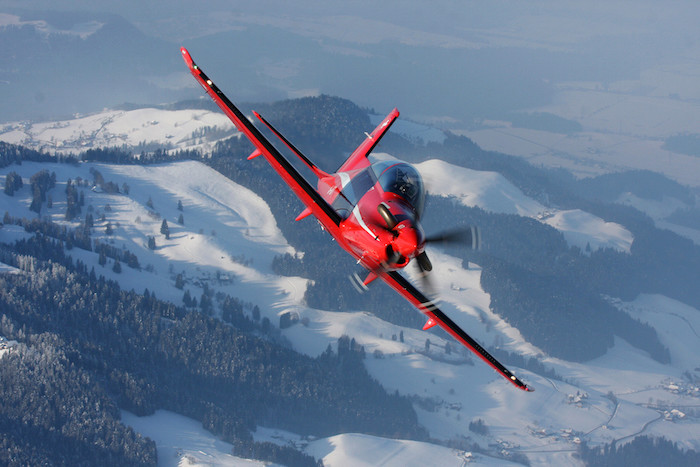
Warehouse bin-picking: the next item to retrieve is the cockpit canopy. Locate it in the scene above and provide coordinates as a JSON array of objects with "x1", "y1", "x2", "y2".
[{"x1": 372, "y1": 161, "x2": 425, "y2": 217}]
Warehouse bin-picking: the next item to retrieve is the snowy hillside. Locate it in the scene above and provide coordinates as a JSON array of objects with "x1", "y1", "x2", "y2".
[
  {"x1": 415, "y1": 157, "x2": 634, "y2": 253},
  {"x1": 0, "y1": 107, "x2": 236, "y2": 155},
  {"x1": 2, "y1": 158, "x2": 699, "y2": 466}
]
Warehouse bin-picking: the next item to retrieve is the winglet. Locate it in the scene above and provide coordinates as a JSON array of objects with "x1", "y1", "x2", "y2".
[{"x1": 181, "y1": 47, "x2": 194, "y2": 69}]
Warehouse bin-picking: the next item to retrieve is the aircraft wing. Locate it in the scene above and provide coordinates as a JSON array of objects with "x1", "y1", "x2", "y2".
[
  {"x1": 180, "y1": 47, "x2": 342, "y2": 235},
  {"x1": 380, "y1": 270, "x2": 532, "y2": 391}
]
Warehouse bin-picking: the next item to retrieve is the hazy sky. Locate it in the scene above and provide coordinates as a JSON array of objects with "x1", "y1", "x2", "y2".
[
  {"x1": 2, "y1": 1, "x2": 699, "y2": 131},
  {"x1": 6, "y1": 0, "x2": 700, "y2": 48}
]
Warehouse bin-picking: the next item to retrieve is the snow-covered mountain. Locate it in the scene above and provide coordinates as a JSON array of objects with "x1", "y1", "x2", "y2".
[{"x1": 2, "y1": 146, "x2": 699, "y2": 465}]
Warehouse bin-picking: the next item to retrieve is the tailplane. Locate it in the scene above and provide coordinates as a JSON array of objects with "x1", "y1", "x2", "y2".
[{"x1": 338, "y1": 108, "x2": 400, "y2": 172}]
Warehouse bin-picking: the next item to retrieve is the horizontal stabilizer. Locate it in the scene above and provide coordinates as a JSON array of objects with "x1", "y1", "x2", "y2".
[
  {"x1": 248, "y1": 149, "x2": 262, "y2": 160},
  {"x1": 423, "y1": 317, "x2": 438, "y2": 330},
  {"x1": 295, "y1": 207, "x2": 313, "y2": 221},
  {"x1": 337, "y1": 108, "x2": 400, "y2": 172}
]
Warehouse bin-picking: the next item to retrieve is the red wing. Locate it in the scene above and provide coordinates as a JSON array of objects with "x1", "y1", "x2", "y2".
[
  {"x1": 381, "y1": 270, "x2": 533, "y2": 391},
  {"x1": 180, "y1": 47, "x2": 342, "y2": 234},
  {"x1": 338, "y1": 108, "x2": 400, "y2": 172}
]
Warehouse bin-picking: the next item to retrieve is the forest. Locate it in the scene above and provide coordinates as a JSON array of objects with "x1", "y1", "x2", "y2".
[
  {"x1": 577, "y1": 436, "x2": 700, "y2": 467},
  {"x1": 0, "y1": 232, "x2": 424, "y2": 466}
]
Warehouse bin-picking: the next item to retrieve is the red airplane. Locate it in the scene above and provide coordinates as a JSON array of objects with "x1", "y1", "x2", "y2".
[{"x1": 181, "y1": 47, "x2": 532, "y2": 391}]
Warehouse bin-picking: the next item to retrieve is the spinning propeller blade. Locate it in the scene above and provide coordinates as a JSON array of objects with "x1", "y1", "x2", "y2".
[{"x1": 425, "y1": 225, "x2": 481, "y2": 251}]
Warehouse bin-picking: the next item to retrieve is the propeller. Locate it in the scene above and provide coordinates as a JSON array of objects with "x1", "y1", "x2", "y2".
[
  {"x1": 415, "y1": 225, "x2": 481, "y2": 297},
  {"x1": 416, "y1": 251, "x2": 432, "y2": 271},
  {"x1": 378, "y1": 203, "x2": 481, "y2": 271},
  {"x1": 425, "y1": 225, "x2": 481, "y2": 251},
  {"x1": 363, "y1": 202, "x2": 481, "y2": 299}
]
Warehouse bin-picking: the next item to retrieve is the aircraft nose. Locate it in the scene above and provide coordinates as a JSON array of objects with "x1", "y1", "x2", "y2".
[{"x1": 393, "y1": 220, "x2": 424, "y2": 261}]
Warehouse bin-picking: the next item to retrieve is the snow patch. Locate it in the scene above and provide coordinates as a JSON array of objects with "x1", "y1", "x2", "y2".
[
  {"x1": 306, "y1": 433, "x2": 489, "y2": 467},
  {"x1": 417, "y1": 158, "x2": 544, "y2": 217},
  {"x1": 615, "y1": 294, "x2": 700, "y2": 372},
  {"x1": 0, "y1": 261, "x2": 20, "y2": 275},
  {"x1": 122, "y1": 410, "x2": 267, "y2": 467},
  {"x1": 541, "y1": 209, "x2": 633, "y2": 253}
]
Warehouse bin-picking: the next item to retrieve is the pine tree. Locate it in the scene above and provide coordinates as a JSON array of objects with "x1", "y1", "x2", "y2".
[
  {"x1": 29, "y1": 185, "x2": 42, "y2": 214},
  {"x1": 4, "y1": 171, "x2": 22, "y2": 196},
  {"x1": 3, "y1": 178, "x2": 13, "y2": 196},
  {"x1": 160, "y1": 219, "x2": 170, "y2": 239}
]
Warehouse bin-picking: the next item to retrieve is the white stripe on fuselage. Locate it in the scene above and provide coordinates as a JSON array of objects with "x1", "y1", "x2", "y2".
[
  {"x1": 353, "y1": 205, "x2": 378, "y2": 240},
  {"x1": 338, "y1": 172, "x2": 351, "y2": 189}
]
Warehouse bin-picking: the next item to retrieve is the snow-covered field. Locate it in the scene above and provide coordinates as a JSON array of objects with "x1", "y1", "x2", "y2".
[
  {"x1": 2, "y1": 156, "x2": 699, "y2": 466},
  {"x1": 0, "y1": 108, "x2": 236, "y2": 155},
  {"x1": 415, "y1": 157, "x2": 634, "y2": 253}
]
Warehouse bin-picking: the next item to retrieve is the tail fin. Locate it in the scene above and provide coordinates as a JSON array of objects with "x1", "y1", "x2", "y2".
[
  {"x1": 337, "y1": 108, "x2": 400, "y2": 172},
  {"x1": 253, "y1": 111, "x2": 330, "y2": 179}
]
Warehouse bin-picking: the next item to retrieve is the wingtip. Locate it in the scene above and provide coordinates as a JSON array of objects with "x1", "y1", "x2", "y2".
[{"x1": 180, "y1": 47, "x2": 195, "y2": 69}]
